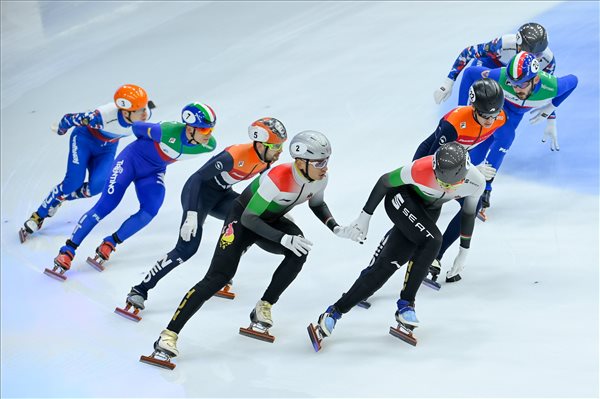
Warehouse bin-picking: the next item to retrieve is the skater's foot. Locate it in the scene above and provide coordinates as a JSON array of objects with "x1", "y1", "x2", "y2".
[
  {"x1": 54, "y1": 249, "x2": 75, "y2": 271},
  {"x1": 95, "y1": 240, "x2": 116, "y2": 261},
  {"x1": 395, "y1": 299, "x2": 419, "y2": 327},
  {"x1": 251, "y1": 300, "x2": 273, "y2": 328},
  {"x1": 318, "y1": 305, "x2": 342, "y2": 337},
  {"x1": 127, "y1": 287, "x2": 147, "y2": 310},
  {"x1": 23, "y1": 212, "x2": 44, "y2": 234},
  {"x1": 154, "y1": 329, "x2": 179, "y2": 357},
  {"x1": 429, "y1": 259, "x2": 441, "y2": 279}
]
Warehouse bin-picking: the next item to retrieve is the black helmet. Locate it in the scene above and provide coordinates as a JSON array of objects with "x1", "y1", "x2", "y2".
[
  {"x1": 468, "y1": 78, "x2": 505, "y2": 117},
  {"x1": 517, "y1": 23, "x2": 548, "y2": 54},
  {"x1": 433, "y1": 142, "x2": 470, "y2": 185}
]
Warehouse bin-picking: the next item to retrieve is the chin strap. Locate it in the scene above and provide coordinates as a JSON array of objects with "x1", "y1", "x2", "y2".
[
  {"x1": 302, "y1": 159, "x2": 314, "y2": 182},
  {"x1": 253, "y1": 141, "x2": 269, "y2": 163}
]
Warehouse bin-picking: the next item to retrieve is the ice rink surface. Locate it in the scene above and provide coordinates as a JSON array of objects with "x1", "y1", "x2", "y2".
[{"x1": 1, "y1": 1, "x2": 598, "y2": 398}]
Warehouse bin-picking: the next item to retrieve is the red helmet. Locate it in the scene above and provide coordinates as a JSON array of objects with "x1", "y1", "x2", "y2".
[
  {"x1": 248, "y1": 118, "x2": 287, "y2": 144},
  {"x1": 113, "y1": 84, "x2": 148, "y2": 111}
]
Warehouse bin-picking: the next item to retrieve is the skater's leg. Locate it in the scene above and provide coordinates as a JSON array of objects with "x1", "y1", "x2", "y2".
[
  {"x1": 86, "y1": 142, "x2": 119, "y2": 196},
  {"x1": 333, "y1": 227, "x2": 414, "y2": 313},
  {"x1": 253, "y1": 216, "x2": 308, "y2": 305},
  {"x1": 207, "y1": 189, "x2": 239, "y2": 220},
  {"x1": 480, "y1": 114, "x2": 521, "y2": 192},
  {"x1": 166, "y1": 205, "x2": 254, "y2": 335},
  {"x1": 35, "y1": 130, "x2": 92, "y2": 218},
  {"x1": 109, "y1": 169, "x2": 166, "y2": 243},
  {"x1": 384, "y1": 189, "x2": 443, "y2": 304},
  {"x1": 135, "y1": 204, "x2": 210, "y2": 297}
]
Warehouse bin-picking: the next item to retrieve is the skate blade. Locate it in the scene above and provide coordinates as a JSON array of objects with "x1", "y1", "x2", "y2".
[
  {"x1": 421, "y1": 278, "x2": 441, "y2": 291},
  {"x1": 213, "y1": 289, "x2": 235, "y2": 300},
  {"x1": 44, "y1": 268, "x2": 67, "y2": 282},
  {"x1": 139, "y1": 355, "x2": 175, "y2": 370},
  {"x1": 307, "y1": 323, "x2": 323, "y2": 352},
  {"x1": 239, "y1": 326, "x2": 275, "y2": 343},
  {"x1": 357, "y1": 300, "x2": 371, "y2": 309},
  {"x1": 389, "y1": 325, "x2": 418, "y2": 346},
  {"x1": 86, "y1": 256, "x2": 105, "y2": 272},
  {"x1": 114, "y1": 306, "x2": 142, "y2": 322},
  {"x1": 477, "y1": 210, "x2": 487, "y2": 222},
  {"x1": 18, "y1": 228, "x2": 29, "y2": 244}
]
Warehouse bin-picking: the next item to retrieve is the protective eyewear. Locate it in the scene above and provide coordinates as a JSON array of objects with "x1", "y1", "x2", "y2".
[
  {"x1": 263, "y1": 142, "x2": 283, "y2": 151},
  {"x1": 436, "y1": 178, "x2": 464, "y2": 190},
  {"x1": 192, "y1": 126, "x2": 213, "y2": 136},
  {"x1": 308, "y1": 158, "x2": 329, "y2": 169},
  {"x1": 507, "y1": 78, "x2": 533, "y2": 89},
  {"x1": 475, "y1": 109, "x2": 500, "y2": 120}
]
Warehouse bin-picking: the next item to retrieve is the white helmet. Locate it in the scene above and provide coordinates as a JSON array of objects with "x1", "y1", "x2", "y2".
[{"x1": 289, "y1": 130, "x2": 332, "y2": 160}]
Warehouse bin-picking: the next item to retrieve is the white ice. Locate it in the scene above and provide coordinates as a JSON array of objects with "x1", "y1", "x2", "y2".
[{"x1": 1, "y1": 2, "x2": 598, "y2": 398}]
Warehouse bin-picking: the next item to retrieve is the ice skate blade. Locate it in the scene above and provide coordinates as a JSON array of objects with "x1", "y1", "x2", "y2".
[
  {"x1": 86, "y1": 256, "x2": 105, "y2": 272},
  {"x1": 477, "y1": 210, "x2": 487, "y2": 222},
  {"x1": 213, "y1": 289, "x2": 235, "y2": 300},
  {"x1": 357, "y1": 300, "x2": 371, "y2": 309},
  {"x1": 115, "y1": 306, "x2": 142, "y2": 322},
  {"x1": 44, "y1": 268, "x2": 67, "y2": 282},
  {"x1": 239, "y1": 326, "x2": 275, "y2": 343},
  {"x1": 389, "y1": 325, "x2": 417, "y2": 346},
  {"x1": 422, "y1": 278, "x2": 441, "y2": 290},
  {"x1": 18, "y1": 228, "x2": 29, "y2": 244},
  {"x1": 307, "y1": 323, "x2": 323, "y2": 352},
  {"x1": 140, "y1": 355, "x2": 175, "y2": 370}
]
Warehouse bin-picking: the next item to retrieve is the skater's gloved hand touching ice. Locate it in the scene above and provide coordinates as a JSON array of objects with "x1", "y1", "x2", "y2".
[
  {"x1": 180, "y1": 211, "x2": 198, "y2": 241},
  {"x1": 280, "y1": 234, "x2": 313, "y2": 257},
  {"x1": 348, "y1": 210, "x2": 372, "y2": 243},
  {"x1": 541, "y1": 119, "x2": 559, "y2": 151},
  {"x1": 446, "y1": 246, "x2": 469, "y2": 280}
]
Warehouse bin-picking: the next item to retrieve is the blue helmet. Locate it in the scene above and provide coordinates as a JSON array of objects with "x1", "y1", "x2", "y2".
[
  {"x1": 506, "y1": 51, "x2": 540, "y2": 86},
  {"x1": 181, "y1": 102, "x2": 217, "y2": 128}
]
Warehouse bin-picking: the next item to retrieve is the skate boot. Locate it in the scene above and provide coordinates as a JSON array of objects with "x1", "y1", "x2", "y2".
[
  {"x1": 389, "y1": 299, "x2": 418, "y2": 346},
  {"x1": 86, "y1": 240, "x2": 116, "y2": 272},
  {"x1": 214, "y1": 279, "x2": 235, "y2": 300},
  {"x1": 140, "y1": 329, "x2": 178, "y2": 370},
  {"x1": 477, "y1": 189, "x2": 491, "y2": 222},
  {"x1": 239, "y1": 300, "x2": 275, "y2": 342},
  {"x1": 44, "y1": 248, "x2": 74, "y2": 282},
  {"x1": 307, "y1": 305, "x2": 342, "y2": 352},
  {"x1": 19, "y1": 212, "x2": 44, "y2": 243},
  {"x1": 115, "y1": 287, "x2": 147, "y2": 322},
  {"x1": 422, "y1": 258, "x2": 442, "y2": 290}
]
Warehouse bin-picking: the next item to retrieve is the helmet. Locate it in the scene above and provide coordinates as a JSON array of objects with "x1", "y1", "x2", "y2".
[
  {"x1": 506, "y1": 51, "x2": 540, "y2": 86},
  {"x1": 517, "y1": 23, "x2": 548, "y2": 54},
  {"x1": 468, "y1": 78, "x2": 504, "y2": 117},
  {"x1": 113, "y1": 84, "x2": 148, "y2": 111},
  {"x1": 432, "y1": 142, "x2": 470, "y2": 185},
  {"x1": 181, "y1": 102, "x2": 217, "y2": 128},
  {"x1": 248, "y1": 117, "x2": 287, "y2": 144},
  {"x1": 289, "y1": 130, "x2": 332, "y2": 160}
]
